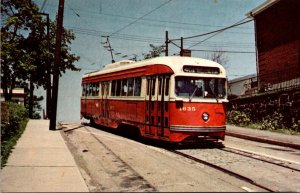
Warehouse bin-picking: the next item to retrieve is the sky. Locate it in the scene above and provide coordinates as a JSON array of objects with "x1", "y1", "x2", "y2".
[{"x1": 33, "y1": 0, "x2": 265, "y2": 122}]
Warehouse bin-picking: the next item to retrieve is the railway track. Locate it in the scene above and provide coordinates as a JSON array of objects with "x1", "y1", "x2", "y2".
[
  {"x1": 169, "y1": 149, "x2": 274, "y2": 192},
  {"x1": 221, "y1": 146, "x2": 300, "y2": 172},
  {"x1": 64, "y1": 123, "x2": 300, "y2": 191},
  {"x1": 166, "y1": 141, "x2": 300, "y2": 192}
]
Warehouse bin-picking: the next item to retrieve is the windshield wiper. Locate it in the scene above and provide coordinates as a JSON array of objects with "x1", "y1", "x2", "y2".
[
  {"x1": 189, "y1": 87, "x2": 199, "y2": 102},
  {"x1": 213, "y1": 91, "x2": 219, "y2": 103},
  {"x1": 209, "y1": 85, "x2": 219, "y2": 103}
]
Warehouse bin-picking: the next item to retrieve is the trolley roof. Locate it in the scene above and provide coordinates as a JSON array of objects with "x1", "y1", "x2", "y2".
[{"x1": 83, "y1": 56, "x2": 226, "y2": 79}]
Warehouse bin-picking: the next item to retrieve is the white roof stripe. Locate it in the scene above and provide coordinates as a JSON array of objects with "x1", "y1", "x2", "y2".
[{"x1": 83, "y1": 56, "x2": 226, "y2": 79}]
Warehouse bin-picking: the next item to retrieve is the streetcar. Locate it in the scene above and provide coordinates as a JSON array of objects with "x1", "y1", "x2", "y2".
[{"x1": 81, "y1": 56, "x2": 228, "y2": 142}]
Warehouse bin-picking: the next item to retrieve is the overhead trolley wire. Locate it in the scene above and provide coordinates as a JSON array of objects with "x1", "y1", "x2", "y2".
[
  {"x1": 110, "y1": 0, "x2": 172, "y2": 35},
  {"x1": 43, "y1": 1, "x2": 252, "y2": 31},
  {"x1": 40, "y1": 0, "x2": 48, "y2": 12},
  {"x1": 71, "y1": 26, "x2": 254, "y2": 48},
  {"x1": 70, "y1": 27, "x2": 255, "y2": 55},
  {"x1": 191, "y1": 49, "x2": 255, "y2": 54},
  {"x1": 188, "y1": 18, "x2": 252, "y2": 49},
  {"x1": 170, "y1": 18, "x2": 253, "y2": 41}
]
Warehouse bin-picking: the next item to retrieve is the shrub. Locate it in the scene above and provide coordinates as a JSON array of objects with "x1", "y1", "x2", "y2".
[
  {"x1": 259, "y1": 112, "x2": 284, "y2": 130},
  {"x1": 1, "y1": 102, "x2": 28, "y2": 168},
  {"x1": 291, "y1": 119, "x2": 300, "y2": 131},
  {"x1": 226, "y1": 110, "x2": 251, "y2": 127}
]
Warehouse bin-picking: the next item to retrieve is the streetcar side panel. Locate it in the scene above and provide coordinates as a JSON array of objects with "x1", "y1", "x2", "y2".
[{"x1": 80, "y1": 56, "x2": 228, "y2": 143}]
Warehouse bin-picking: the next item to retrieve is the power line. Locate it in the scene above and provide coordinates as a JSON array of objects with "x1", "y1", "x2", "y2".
[
  {"x1": 43, "y1": 2, "x2": 254, "y2": 36},
  {"x1": 70, "y1": 26, "x2": 255, "y2": 49},
  {"x1": 110, "y1": 0, "x2": 172, "y2": 35},
  {"x1": 190, "y1": 49, "x2": 255, "y2": 54},
  {"x1": 45, "y1": 2, "x2": 252, "y2": 30},
  {"x1": 40, "y1": 0, "x2": 48, "y2": 12},
  {"x1": 65, "y1": 2, "x2": 80, "y2": 17},
  {"x1": 170, "y1": 18, "x2": 253, "y2": 41},
  {"x1": 187, "y1": 18, "x2": 251, "y2": 49}
]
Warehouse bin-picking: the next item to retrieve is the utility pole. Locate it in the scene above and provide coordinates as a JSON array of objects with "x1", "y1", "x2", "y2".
[
  {"x1": 39, "y1": 12, "x2": 51, "y2": 119},
  {"x1": 165, "y1": 31, "x2": 168, "y2": 56},
  {"x1": 45, "y1": 13, "x2": 51, "y2": 120},
  {"x1": 180, "y1": 37, "x2": 191, "y2": 57},
  {"x1": 49, "y1": 0, "x2": 64, "y2": 131}
]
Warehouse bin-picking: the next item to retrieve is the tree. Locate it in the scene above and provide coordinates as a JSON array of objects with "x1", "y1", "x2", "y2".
[
  {"x1": 1, "y1": 0, "x2": 40, "y2": 101},
  {"x1": 205, "y1": 48, "x2": 229, "y2": 68},
  {"x1": 143, "y1": 44, "x2": 165, "y2": 59},
  {"x1": 1, "y1": 0, "x2": 80, "y2": 118}
]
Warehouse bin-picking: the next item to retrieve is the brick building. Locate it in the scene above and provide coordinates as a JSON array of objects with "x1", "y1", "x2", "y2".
[{"x1": 247, "y1": 0, "x2": 300, "y2": 91}]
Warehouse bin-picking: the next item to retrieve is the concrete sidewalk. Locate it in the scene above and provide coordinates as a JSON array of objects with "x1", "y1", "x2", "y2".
[
  {"x1": 1, "y1": 119, "x2": 89, "y2": 192},
  {"x1": 226, "y1": 125, "x2": 300, "y2": 149}
]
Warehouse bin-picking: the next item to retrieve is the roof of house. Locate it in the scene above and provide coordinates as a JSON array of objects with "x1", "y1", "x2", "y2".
[
  {"x1": 0, "y1": 88, "x2": 25, "y2": 94},
  {"x1": 229, "y1": 73, "x2": 257, "y2": 84},
  {"x1": 246, "y1": 0, "x2": 280, "y2": 18}
]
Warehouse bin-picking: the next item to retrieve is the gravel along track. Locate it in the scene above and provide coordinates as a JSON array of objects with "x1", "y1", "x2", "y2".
[
  {"x1": 175, "y1": 147, "x2": 300, "y2": 192},
  {"x1": 61, "y1": 123, "x2": 269, "y2": 192}
]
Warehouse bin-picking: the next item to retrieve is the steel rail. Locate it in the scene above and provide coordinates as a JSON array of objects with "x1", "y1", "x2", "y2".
[
  {"x1": 221, "y1": 147, "x2": 300, "y2": 173},
  {"x1": 169, "y1": 149, "x2": 274, "y2": 192}
]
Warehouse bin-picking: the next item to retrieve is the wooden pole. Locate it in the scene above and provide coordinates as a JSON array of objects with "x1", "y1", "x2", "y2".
[{"x1": 49, "y1": 0, "x2": 64, "y2": 130}]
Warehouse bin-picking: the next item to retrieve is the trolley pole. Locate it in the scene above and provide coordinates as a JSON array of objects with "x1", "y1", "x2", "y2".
[
  {"x1": 106, "y1": 36, "x2": 115, "y2": 63},
  {"x1": 101, "y1": 35, "x2": 115, "y2": 63},
  {"x1": 180, "y1": 37, "x2": 183, "y2": 56},
  {"x1": 165, "y1": 31, "x2": 168, "y2": 56},
  {"x1": 49, "y1": 0, "x2": 64, "y2": 131}
]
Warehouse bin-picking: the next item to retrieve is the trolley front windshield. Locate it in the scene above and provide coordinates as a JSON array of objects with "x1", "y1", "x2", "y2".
[{"x1": 175, "y1": 76, "x2": 226, "y2": 99}]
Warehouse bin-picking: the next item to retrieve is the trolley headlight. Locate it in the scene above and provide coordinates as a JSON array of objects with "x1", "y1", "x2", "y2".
[{"x1": 202, "y1": 112, "x2": 209, "y2": 122}]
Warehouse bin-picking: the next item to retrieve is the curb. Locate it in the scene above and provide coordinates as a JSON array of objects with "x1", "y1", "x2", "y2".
[{"x1": 226, "y1": 131, "x2": 300, "y2": 150}]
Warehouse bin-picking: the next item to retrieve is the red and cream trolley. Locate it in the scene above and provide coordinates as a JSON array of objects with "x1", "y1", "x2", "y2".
[{"x1": 81, "y1": 56, "x2": 228, "y2": 142}]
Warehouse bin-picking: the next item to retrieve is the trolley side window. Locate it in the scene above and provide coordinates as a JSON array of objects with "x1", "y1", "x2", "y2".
[
  {"x1": 101, "y1": 81, "x2": 109, "y2": 97},
  {"x1": 87, "y1": 84, "x2": 92, "y2": 96},
  {"x1": 105, "y1": 82, "x2": 109, "y2": 96},
  {"x1": 92, "y1": 83, "x2": 99, "y2": 96},
  {"x1": 110, "y1": 77, "x2": 141, "y2": 97},
  {"x1": 82, "y1": 84, "x2": 87, "y2": 96},
  {"x1": 134, "y1": 77, "x2": 141, "y2": 96},
  {"x1": 146, "y1": 78, "x2": 150, "y2": 96},
  {"x1": 121, "y1": 79, "x2": 128, "y2": 96},
  {"x1": 111, "y1": 80, "x2": 116, "y2": 96},
  {"x1": 128, "y1": 78, "x2": 134, "y2": 96},
  {"x1": 116, "y1": 79, "x2": 121, "y2": 96},
  {"x1": 151, "y1": 78, "x2": 156, "y2": 96},
  {"x1": 158, "y1": 77, "x2": 162, "y2": 95},
  {"x1": 165, "y1": 77, "x2": 170, "y2": 96},
  {"x1": 82, "y1": 82, "x2": 99, "y2": 97},
  {"x1": 101, "y1": 82, "x2": 105, "y2": 96}
]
